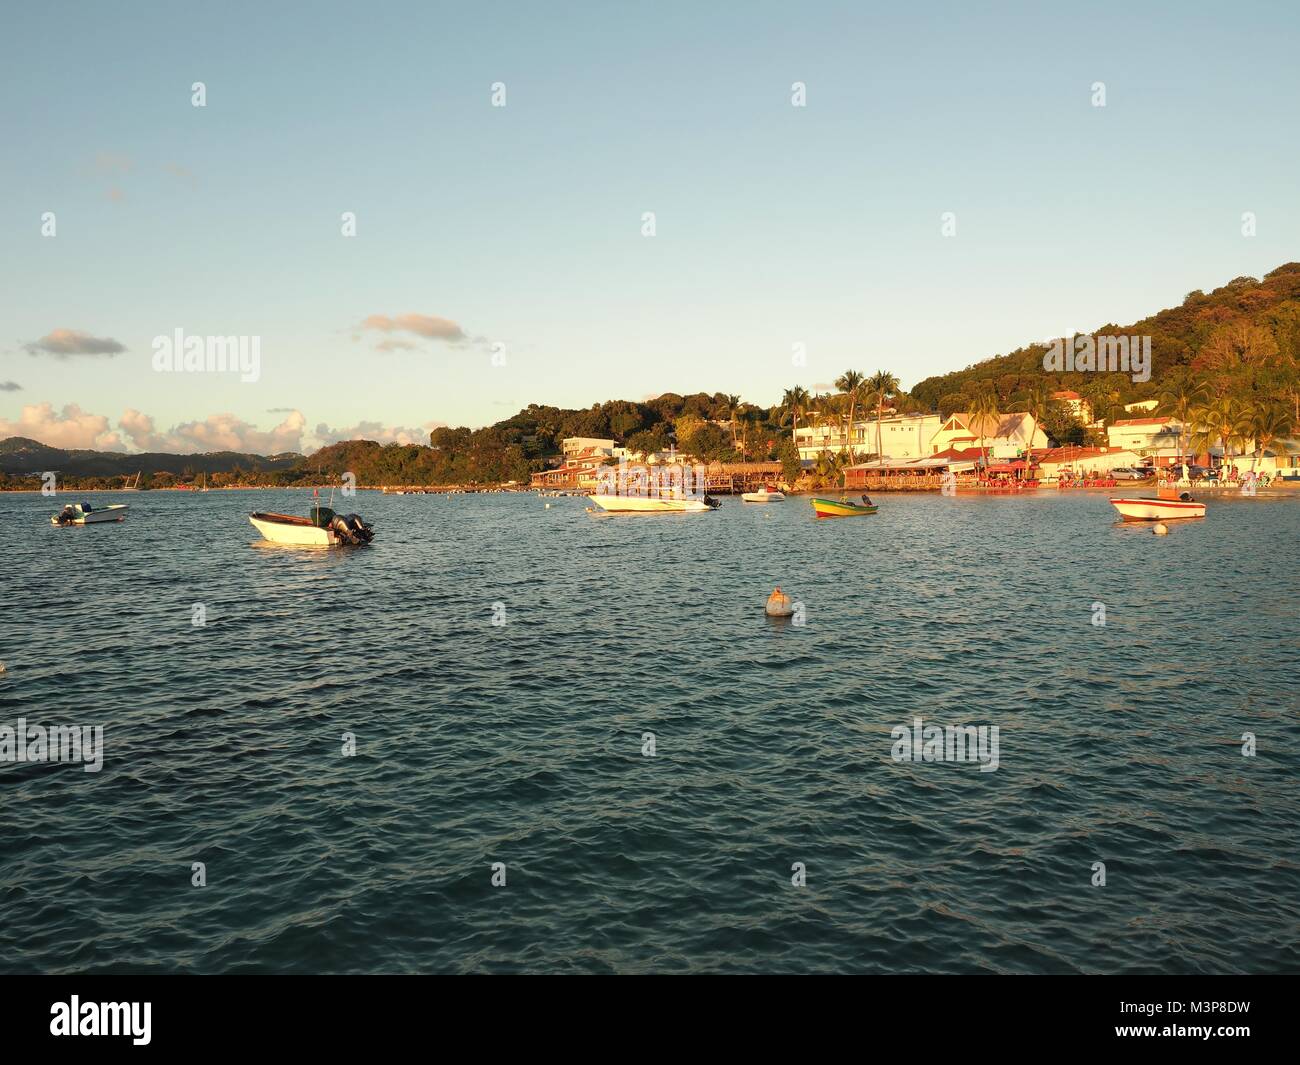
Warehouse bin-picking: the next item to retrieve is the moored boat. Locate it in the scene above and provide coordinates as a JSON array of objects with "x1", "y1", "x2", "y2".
[
  {"x1": 810, "y1": 496, "x2": 878, "y2": 518},
  {"x1": 588, "y1": 493, "x2": 719, "y2": 513},
  {"x1": 51, "y1": 503, "x2": 128, "y2": 526},
  {"x1": 1109, "y1": 494, "x2": 1205, "y2": 521},
  {"x1": 249, "y1": 503, "x2": 374, "y2": 545},
  {"x1": 741, "y1": 484, "x2": 786, "y2": 502}
]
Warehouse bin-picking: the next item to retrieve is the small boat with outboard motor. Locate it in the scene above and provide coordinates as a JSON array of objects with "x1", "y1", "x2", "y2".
[
  {"x1": 249, "y1": 492, "x2": 374, "y2": 546},
  {"x1": 587, "y1": 492, "x2": 720, "y2": 514},
  {"x1": 810, "y1": 495, "x2": 878, "y2": 518},
  {"x1": 741, "y1": 484, "x2": 786, "y2": 503},
  {"x1": 1109, "y1": 487, "x2": 1205, "y2": 521},
  {"x1": 51, "y1": 502, "x2": 128, "y2": 526}
]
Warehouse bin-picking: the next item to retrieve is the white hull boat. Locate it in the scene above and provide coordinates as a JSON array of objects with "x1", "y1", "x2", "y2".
[
  {"x1": 52, "y1": 503, "x2": 128, "y2": 526},
  {"x1": 250, "y1": 505, "x2": 374, "y2": 546},
  {"x1": 588, "y1": 494, "x2": 719, "y2": 514},
  {"x1": 1109, "y1": 496, "x2": 1206, "y2": 521},
  {"x1": 741, "y1": 486, "x2": 785, "y2": 503}
]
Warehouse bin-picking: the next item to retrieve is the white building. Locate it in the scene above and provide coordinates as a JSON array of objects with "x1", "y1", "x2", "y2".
[
  {"x1": 928, "y1": 412, "x2": 1049, "y2": 458},
  {"x1": 795, "y1": 414, "x2": 940, "y2": 461},
  {"x1": 1105, "y1": 417, "x2": 1183, "y2": 458},
  {"x1": 562, "y1": 437, "x2": 617, "y2": 463}
]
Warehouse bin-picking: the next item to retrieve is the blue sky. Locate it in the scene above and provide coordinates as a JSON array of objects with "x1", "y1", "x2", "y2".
[{"x1": 2, "y1": 1, "x2": 1297, "y2": 453}]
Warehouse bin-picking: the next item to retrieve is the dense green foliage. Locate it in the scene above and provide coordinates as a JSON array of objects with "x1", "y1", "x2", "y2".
[{"x1": 911, "y1": 263, "x2": 1300, "y2": 419}]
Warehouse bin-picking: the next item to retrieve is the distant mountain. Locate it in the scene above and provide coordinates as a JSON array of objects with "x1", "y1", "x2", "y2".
[{"x1": 0, "y1": 437, "x2": 303, "y2": 477}]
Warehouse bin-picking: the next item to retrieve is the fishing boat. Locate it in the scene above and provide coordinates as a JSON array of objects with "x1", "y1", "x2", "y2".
[
  {"x1": 741, "y1": 484, "x2": 785, "y2": 503},
  {"x1": 588, "y1": 493, "x2": 720, "y2": 514},
  {"x1": 810, "y1": 496, "x2": 878, "y2": 518},
  {"x1": 1109, "y1": 494, "x2": 1205, "y2": 521},
  {"x1": 51, "y1": 502, "x2": 128, "y2": 526},
  {"x1": 249, "y1": 499, "x2": 374, "y2": 545}
]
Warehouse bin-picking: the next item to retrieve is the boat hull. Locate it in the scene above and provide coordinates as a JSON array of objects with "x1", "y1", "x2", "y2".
[
  {"x1": 588, "y1": 495, "x2": 713, "y2": 513},
  {"x1": 741, "y1": 491, "x2": 785, "y2": 502},
  {"x1": 51, "y1": 504, "x2": 128, "y2": 525},
  {"x1": 249, "y1": 514, "x2": 339, "y2": 545},
  {"x1": 1109, "y1": 497, "x2": 1206, "y2": 521},
  {"x1": 810, "y1": 497, "x2": 878, "y2": 518}
]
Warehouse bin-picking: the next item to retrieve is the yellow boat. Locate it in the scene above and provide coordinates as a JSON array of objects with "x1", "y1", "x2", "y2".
[{"x1": 810, "y1": 496, "x2": 878, "y2": 518}]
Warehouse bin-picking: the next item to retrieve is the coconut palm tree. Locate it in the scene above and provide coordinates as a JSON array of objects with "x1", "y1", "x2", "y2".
[
  {"x1": 1248, "y1": 401, "x2": 1294, "y2": 471},
  {"x1": 725, "y1": 394, "x2": 742, "y2": 450},
  {"x1": 835, "y1": 370, "x2": 865, "y2": 459},
  {"x1": 781, "y1": 386, "x2": 811, "y2": 454},
  {"x1": 1189, "y1": 394, "x2": 1246, "y2": 470},
  {"x1": 1158, "y1": 375, "x2": 1210, "y2": 462},
  {"x1": 867, "y1": 370, "x2": 901, "y2": 462},
  {"x1": 968, "y1": 385, "x2": 1001, "y2": 469},
  {"x1": 1023, "y1": 383, "x2": 1053, "y2": 465}
]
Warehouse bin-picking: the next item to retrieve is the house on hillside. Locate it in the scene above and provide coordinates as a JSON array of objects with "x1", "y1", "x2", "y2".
[{"x1": 928, "y1": 412, "x2": 1049, "y2": 458}]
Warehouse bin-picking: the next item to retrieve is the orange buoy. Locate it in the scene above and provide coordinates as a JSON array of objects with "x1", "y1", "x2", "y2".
[{"x1": 765, "y1": 587, "x2": 794, "y2": 617}]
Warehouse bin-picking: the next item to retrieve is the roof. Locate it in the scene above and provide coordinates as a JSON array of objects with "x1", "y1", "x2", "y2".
[
  {"x1": 1052, "y1": 390, "x2": 1083, "y2": 400},
  {"x1": 1111, "y1": 417, "x2": 1176, "y2": 427}
]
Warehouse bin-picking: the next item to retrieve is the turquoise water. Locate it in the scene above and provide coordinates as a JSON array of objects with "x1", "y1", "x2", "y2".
[{"x1": 1, "y1": 487, "x2": 1297, "y2": 973}]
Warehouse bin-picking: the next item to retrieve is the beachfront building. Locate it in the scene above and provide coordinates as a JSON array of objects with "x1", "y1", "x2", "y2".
[
  {"x1": 795, "y1": 413, "x2": 940, "y2": 462},
  {"x1": 928, "y1": 412, "x2": 1049, "y2": 459},
  {"x1": 843, "y1": 447, "x2": 982, "y2": 489},
  {"x1": 1105, "y1": 417, "x2": 1184, "y2": 464},
  {"x1": 562, "y1": 437, "x2": 617, "y2": 463},
  {"x1": 1030, "y1": 445, "x2": 1147, "y2": 481}
]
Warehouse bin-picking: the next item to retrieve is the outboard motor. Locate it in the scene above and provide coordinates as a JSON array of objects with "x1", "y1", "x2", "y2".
[
  {"x1": 703, "y1": 494, "x2": 721, "y2": 509},
  {"x1": 328, "y1": 513, "x2": 375, "y2": 545}
]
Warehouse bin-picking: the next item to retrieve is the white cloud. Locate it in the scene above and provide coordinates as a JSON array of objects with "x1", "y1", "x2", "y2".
[
  {"x1": 0, "y1": 402, "x2": 124, "y2": 450},
  {"x1": 119, "y1": 409, "x2": 308, "y2": 454},
  {"x1": 311, "y1": 419, "x2": 441, "y2": 449},
  {"x1": 360, "y1": 313, "x2": 466, "y2": 342},
  {"x1": 23, "y1": 328, "x2": 126, "y2": 357}
]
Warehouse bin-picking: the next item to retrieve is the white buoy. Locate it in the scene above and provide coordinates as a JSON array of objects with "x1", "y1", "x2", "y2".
[
  {"x1": 765, "y1": 587, "x2": 795, "y2": 617},
  {"x1": 1153, "y1": 522, "x2": 1169, "y2": 536},
  {"x1": 544, "y1": 502, "x2": 552, "y2": 509}
]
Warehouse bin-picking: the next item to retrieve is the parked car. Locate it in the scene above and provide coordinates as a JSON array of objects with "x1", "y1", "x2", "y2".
[{"x1": 1111, "y1": 467, "x2": 1154, "y2": 480}]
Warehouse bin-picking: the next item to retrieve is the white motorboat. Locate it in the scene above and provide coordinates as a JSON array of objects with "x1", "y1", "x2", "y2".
[
  {"x1": 249, "y1": 503, "x2": 374, "y2": 545},
  {"x1": 51, "y1": 503, "x2": 128, "y2": 526},
  {"x1": 1109, "y1": 494, "x2": 1205, "y2": 521},
  {"x1": 742, "y1": 484, "x2": 785, "y2": 503},
  {"x1": 587, "y1": 493, "x2": 719, "y2": 514}
]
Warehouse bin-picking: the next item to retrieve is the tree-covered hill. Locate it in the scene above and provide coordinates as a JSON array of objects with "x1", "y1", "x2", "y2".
[{"x1": 911, "y1": 263, "x2": 1300, "y2": 419}]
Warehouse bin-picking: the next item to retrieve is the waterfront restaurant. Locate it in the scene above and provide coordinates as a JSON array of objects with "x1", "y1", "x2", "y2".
[{"x1": 843, "y1": 447, "x2": 981, "y2": 490}]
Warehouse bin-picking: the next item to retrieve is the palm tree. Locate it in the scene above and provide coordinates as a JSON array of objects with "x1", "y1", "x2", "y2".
[
  {"x1": 1158, "y1": 375, "x2": 1210, "y2": 461},
  {"x1": 1189, "y1": 394, "x2": 1245, "y2": 470},
  {"x1": 867, "y1": 370, "x2": 901, "y2": 462},
  {"x1": 835, "y1": 370, "x2": 865, "y2": 459},
  {"x1": 968, "y1": 385, "x2": 1000, "y2": 469},
  {"x1": 781, "y1": 385, "x2": 811, "y2": 456},
  {"x1": 1248, "y1": 401, "x2": 1294, "y2": 471},
  {"x1": 726, "y1": 394, "x2": 742, "y2": 451},
  {"x1": 1022, "y1": 384, "x2": 1053, "y2": 479}
]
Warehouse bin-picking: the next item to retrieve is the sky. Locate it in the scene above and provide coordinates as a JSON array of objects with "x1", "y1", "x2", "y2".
[{"x1": 2, "y1": 1, "x2": 1298, "y2": 454}]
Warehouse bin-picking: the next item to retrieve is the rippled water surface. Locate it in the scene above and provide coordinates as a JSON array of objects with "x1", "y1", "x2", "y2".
[{"x1": 2, "y1": 487, "x2": 1297, "y2": 973}]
